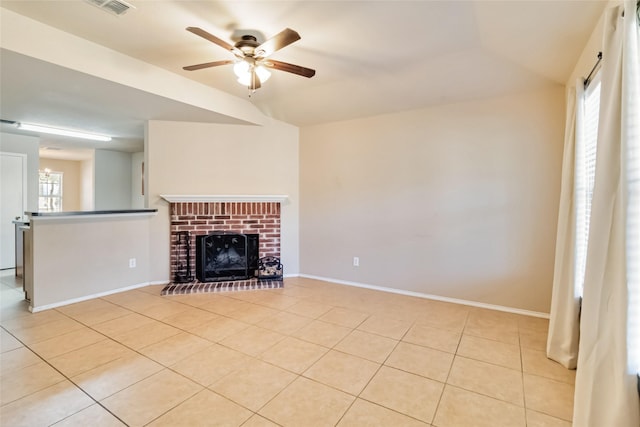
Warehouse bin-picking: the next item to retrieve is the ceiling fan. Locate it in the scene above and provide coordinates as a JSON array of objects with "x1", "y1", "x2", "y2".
[{"x1": 183, "y1": 27, "x2": 316, "y2": 91}]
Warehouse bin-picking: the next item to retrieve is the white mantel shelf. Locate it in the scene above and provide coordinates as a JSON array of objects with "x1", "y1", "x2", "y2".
[{"x1": 160, "y1": 195, "x2": 288, "y2": 203}]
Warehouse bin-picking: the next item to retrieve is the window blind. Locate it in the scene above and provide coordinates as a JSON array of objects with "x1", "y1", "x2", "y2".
[
  {"x1": 626, "y1": 72, "x2": 640, "y2": 377},
  {"x1": 629, "y1": 121, "x2": 640, "y2": 376},
  {"x1": 626, "y1": 2, "x2": 640, "y2": 377},
  {"x1": 575, "y1": 79, "x2": 601, "y2": 297}
]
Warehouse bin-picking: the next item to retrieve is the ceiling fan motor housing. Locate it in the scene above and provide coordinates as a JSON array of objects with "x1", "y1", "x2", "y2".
[{"x1": 236, "y1": 35, "x2": 259, "y2": 56}]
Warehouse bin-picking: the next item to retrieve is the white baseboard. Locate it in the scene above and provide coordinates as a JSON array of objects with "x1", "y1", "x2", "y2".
[
  {"x1": 29, "y1": 281, "x2": 169, "y2": 313},
  {"x1": 296, "y1": 273, "x2": 550, "y2": 319},
  {"x1": 29, "y1": 274, "x2": 550, "y2": 320}
]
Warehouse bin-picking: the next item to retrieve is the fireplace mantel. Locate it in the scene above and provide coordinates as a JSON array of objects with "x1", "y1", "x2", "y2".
[{"x1": 160, "y1": 195, "x2": 288, "y2": 203}]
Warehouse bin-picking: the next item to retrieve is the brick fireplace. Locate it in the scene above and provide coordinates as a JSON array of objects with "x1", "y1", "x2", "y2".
[{"x1": 168, "y1": 199, "x2": 282, "y2": 284}]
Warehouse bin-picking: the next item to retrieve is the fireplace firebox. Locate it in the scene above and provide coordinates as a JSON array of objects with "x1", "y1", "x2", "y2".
[{"x1": 195, "y1": 232, "x2": 259, "y2": 282}]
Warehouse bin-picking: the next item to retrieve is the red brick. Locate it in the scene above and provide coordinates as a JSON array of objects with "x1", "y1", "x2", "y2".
[{"x1": 169, "y1": 201, "x2": 282, "y2": 279}]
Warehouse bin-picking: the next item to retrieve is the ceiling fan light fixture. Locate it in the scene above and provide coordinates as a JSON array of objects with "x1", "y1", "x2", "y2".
[
  {"x1": 255, "y1": 65, "x2": 271, "y2": 82},
  {"x1": 233, "y1": 60, "x2": 250, "y2": 78},
  {"x1": 236, "y1": 72, "x2": 265, "y2": 87},
  {"x1": 234, "y1": 61, "x2": 271, "y2": 87},
  {"x1": 16, "y1": 122, "x2": 112, "y2": 142},
  {"x1": 236, "y1": 73, "x2": 252, "y2": 87}
]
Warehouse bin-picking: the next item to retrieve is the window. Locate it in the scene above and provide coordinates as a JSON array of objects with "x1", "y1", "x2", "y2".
[
  {"x1": 627, "y1": 61, "x2": 640, "y2": 378},
  {"x1": 626, "y1": 6, "x2": 640, "y2": 377},
  {"x1": 38, "y1": 169, "x2": 63, "y2": 212},
  {"x1": 629, "y1": 107, "x2": 640, "y2": 375},
  {"x1": 576, "y1": 64, "x2": 639, "y2": 376},
  {"x1": 574, "y1": 77, "x2": 601, "y2": 297}
]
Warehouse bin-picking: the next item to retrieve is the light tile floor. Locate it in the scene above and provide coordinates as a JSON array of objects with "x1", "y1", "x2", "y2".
[{"x1": 0, "y1": 269, "x2": 575, "y2": 426}]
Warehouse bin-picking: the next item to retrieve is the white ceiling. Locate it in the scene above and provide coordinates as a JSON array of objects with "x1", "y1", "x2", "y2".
[{"x1": 0, "y1": 0, "x2": 607, "y2": 158}]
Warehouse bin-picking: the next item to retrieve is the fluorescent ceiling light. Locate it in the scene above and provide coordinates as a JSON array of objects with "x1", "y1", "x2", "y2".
[{"x1": 16, "y1": 122, "x2": 112, "y2": 142}]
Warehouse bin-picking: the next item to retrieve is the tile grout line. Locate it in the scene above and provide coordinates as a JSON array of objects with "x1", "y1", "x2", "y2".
[
  {"x1": 0, "y1": 323, "x2": 131, "y2": 426},
  {"x1": 237, "y1": 311, "x2": 376, "y2": 426},
  {"x1": 49, "y1": 301, "x2": 291, "y2": 426},
  {"x1": 44, "y1": 304, "x2": 219, "y2": 424},
  {"x1": 82, "y1": 289, "x2": 367, "y2": 424},
  {"x1": 2, "y1": 279, "x2": 564, "y2": 426},
  {"x1": 518, "y1": 322, "x2": 528, "y2": 427},
  {"x1": 51, "y1": 300, "x2": 251, "y2": 421},
  {"x1": 429, "y1": 310, "x2": 471, "y2": 427},
  {"x1": 336, "y1": 315, "x2": 435, "y2": 426},
  {"x1": 328, "y1": 312, "x2": 378, "y2": 426}
]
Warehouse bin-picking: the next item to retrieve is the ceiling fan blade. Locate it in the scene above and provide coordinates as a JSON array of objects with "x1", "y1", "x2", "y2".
[
  {"x1": 254, "y1": 28, "x2": 300, "y2": 59},
  {"x1": 186, "y1": 27, "x2": 243, "y2": 57},
  {"x1": 183, "y1": 60, "x2": 234, "y2": 71},
  {"x1": 263, "y1": 60, "x2": 316, "y2": 78}
]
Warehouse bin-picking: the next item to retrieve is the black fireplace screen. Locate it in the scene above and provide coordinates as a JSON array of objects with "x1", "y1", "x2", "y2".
[{"x1": 195, "y1": 232, "x2": 259, "y2": 282}]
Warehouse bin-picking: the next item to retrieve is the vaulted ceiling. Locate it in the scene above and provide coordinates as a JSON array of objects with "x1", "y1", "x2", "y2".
[{"x1": 0, "y1": 1, "x2": 607, "y2": 156}]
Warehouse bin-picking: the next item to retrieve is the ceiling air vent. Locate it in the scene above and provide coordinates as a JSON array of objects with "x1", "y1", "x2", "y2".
[{"x1": 85, "y1": 0, "x2": 135, "y2": 16}]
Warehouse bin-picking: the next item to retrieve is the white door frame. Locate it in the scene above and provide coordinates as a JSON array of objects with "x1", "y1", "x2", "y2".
[
  {"x1": 1, "y1": 151, "x2": 28, "y2": 269},
  {"x1": 1, "y1": 151, "x2": 28, "y2": 217}
]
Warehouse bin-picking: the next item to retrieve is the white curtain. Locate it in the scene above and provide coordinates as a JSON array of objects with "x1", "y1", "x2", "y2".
[
  {"x1": 547, "y1": 84, "x2": 582, "y2": 369},
  {"x1": 573, "y1": 2, "x2": 640, "y2": 426}
]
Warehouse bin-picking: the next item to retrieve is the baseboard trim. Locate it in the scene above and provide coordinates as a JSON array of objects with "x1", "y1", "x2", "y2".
[
  {"x1": 296, "y1": 274, "x2": 550, "y2": 319},
  {"x1": 29, "y1": 281, "x2": 168, "y2": 313},
  {"x1": 28, "y1": 274, "x2": 550, "y2": 319}
]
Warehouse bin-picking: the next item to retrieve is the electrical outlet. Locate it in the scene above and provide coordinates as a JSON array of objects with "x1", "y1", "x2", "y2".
[
  {"x1": 353, "y1": 257, "x2": 359, "y2": 267},
  {"x1": 129, "y1": 258, "x2": 136, "y2": 268}
]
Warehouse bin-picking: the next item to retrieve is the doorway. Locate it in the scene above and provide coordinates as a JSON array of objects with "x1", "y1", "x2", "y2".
[{"x1": 1, "y1": 152, "x2": 27, "y2": 269}]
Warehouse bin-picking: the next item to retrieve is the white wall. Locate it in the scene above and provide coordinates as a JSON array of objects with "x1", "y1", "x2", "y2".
[
  {"x1": 146, "y1": 119, "x2": 300, "y2": 283},
  {"x1": 131, "y1": 152, "x2": 144, "y2": 209},
  {"x1": 26, "y1": 213, "x2": 152, "y2": 310},
  {"x1": 94, "y1": 149, "x2": 132, "y2": 210},
  {"x1": 80, "y1": 156, "x2": 94, "y2": 211},
  {"x1": 299, "y1": 86, "x2": 565, "y2": 313},
  {"x1": 0, "y1": 132, "x2": 39, "y2": 212}
]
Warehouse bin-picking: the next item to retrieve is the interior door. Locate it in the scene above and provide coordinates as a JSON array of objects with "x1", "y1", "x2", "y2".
[{"x1": 1, "y1": 152, "x2": 27, "y2": 269}]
